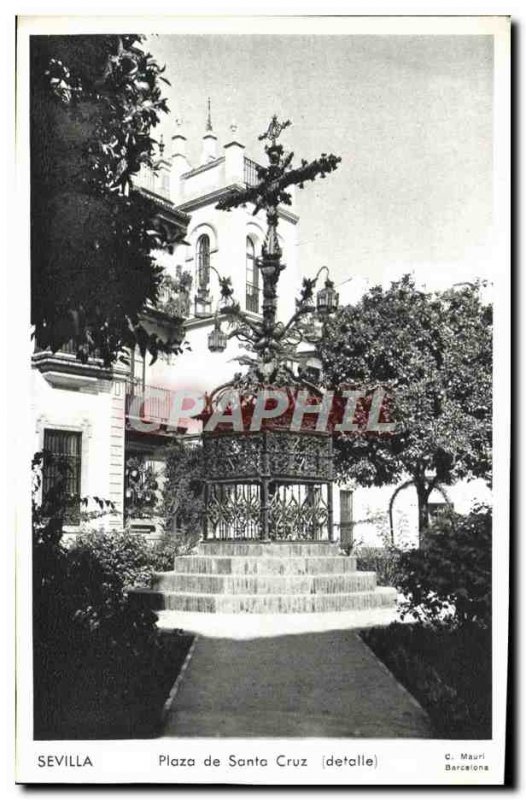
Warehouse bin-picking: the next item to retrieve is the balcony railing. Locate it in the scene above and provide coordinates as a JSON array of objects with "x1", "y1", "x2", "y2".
[
  {"x1": 126, "y1": 381, "x2": 175, "y2": 428},
  {"x1": 244, "y1": 157, "x2": 260, "y2": 188},
  {"x1": 34, "y1": 338, "x2": 79, "y2": 356}
]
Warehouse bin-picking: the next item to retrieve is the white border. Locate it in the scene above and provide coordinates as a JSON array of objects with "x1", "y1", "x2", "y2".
[{"x1": 10, "y1": 10, "x2": 511, "y2": 789}]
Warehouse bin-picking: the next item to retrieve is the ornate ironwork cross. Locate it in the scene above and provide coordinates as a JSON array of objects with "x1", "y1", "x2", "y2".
[{"x1": 216, "y1": 116, "x2": 341, "y2": 383}]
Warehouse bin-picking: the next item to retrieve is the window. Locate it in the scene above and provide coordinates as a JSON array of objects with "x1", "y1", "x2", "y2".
[
  {"x1": 197, "y1": 234, "x2": 211, "y2": 290},
  {"x1": 42, "y1": 429, "x2": 82, "y2": 523},
  {"x1": 245, "y1": 236, "x2": 259, "y2": 313}
]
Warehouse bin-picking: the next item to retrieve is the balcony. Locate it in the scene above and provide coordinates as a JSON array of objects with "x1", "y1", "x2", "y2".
[
  {"x1": 125, "y1": 381, "x2": 194, "y2": 438},
  {"x1": 32, "y1": 339, "x2": 110, "y2": 388}
]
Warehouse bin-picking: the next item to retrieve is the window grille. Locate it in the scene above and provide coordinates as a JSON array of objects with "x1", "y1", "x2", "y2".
[
  {"x1": 42, "y1": 429, "x2": 82, "y2": 523},
  {"x1": 197, "y1": 234, "x2": 211, "y2": 290}
]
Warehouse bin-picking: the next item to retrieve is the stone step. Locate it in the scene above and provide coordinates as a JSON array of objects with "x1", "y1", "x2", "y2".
[
  {"x1": 196, "y1": 541, "x2": 340, "y2": 557},
  {"x1": 172, "y1": 555, "x2": 358, "y2": 576},
  {"x1": 153, "y1": 571, "x2": 377, "y2": 595},
  {"x1": 134, "y1": 587, "x2": 397, "y2": 614}
]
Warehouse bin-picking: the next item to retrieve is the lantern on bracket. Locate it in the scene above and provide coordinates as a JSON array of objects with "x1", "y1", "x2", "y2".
[
  {"x1": 316, "y1": 278, "x2": 339, "y2": 315},
  {"x1": 194, "y1": 292, "x2": 212, "y2": 318},
  {"x1": 208, "y1": 316, "x2": 227, "y2": 353}
]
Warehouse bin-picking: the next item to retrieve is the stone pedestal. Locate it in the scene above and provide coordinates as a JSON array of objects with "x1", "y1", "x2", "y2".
[{"x1": 135, "y1": 541, "x2": 396, "y2": 614}]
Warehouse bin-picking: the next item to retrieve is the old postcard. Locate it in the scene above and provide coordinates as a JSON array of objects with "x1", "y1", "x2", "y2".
[{"x1": 14, "y1": 13, "x2": 510, "y2": 786}]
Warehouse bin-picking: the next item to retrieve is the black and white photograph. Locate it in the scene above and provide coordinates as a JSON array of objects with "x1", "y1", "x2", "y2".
[{"x1": 13, "y1": 12, "x2": 510, "y2": 786}]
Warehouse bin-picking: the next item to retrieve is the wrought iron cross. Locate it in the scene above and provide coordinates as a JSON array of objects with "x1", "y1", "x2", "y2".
[{"x1": 216, "y1": 116, "x2": 341, "y2": 383}]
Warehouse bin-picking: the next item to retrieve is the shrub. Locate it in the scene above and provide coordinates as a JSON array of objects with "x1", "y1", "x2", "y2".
[
  {"x1": 147, "y1": 527, "x2": 198, "y2": 573},
  {"x1": 355, "y1": 545, "x2": 402, "y2": 587},
  {"x1": 396, "y1": 505, "x2": 491, "y2": 628},
  {"x1": 32, "y1": 454, "x2": 196, "y2": 739},
  {"x1": 362, "y1": 622, "x2": 491, "y2": 738},
  {"x1": 160, "y1": 441, "x2": 204, "y2": 546},
  {"x1": 35, "y1": 529, "x2": 160, "y2": 699}
]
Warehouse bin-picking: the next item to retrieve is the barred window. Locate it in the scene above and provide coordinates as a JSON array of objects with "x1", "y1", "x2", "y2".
[
  {"x1": 246, "y1": 236, "x2": 259, "y2": 313},
  {"x1": 197, "y1": 234, "x2": 211, "y2": 290},
  {"x1": 42, "y1": 429, "x2": 82, "y2": 523}
]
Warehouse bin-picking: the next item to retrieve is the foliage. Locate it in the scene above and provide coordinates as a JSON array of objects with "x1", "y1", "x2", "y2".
[
  {"x1": 158, "y1": 271, "x2": 193, "y2": 317},
  {"x1": 31, "y1": 34, "x2": 187, "y2": 365},
  {"x1": 355, "y1": 546, "x2": 403, "y2": 588},
  {"x1": 396, "y1": 505, "x2": 492, "y2": 628},
  {"x1": 160, "y1": 441, "x2": 204, "y2": 548},
  {"x1": 361, "y1": 622, "x2": 491, "y2": 738},
  {"x1": 319, "y1": 277, "x2": 492, "y2": 541},
  {"x1": 32, "y1": 453, "x2": 192, "y2": 738},
  {"x1": 145, "y1": 529, "x2": 193, "y2": 572},
  {"x1": 124, "y1": 456, "x2": 160, "y2": 520}
]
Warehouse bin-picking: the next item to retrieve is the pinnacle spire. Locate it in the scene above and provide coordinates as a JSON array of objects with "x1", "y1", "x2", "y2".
[{"x1": 206, "y1": 97, "x2": 213, "y2": 132}]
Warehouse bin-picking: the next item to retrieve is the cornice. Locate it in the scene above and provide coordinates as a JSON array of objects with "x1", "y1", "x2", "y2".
[
  {"x1": 176, "y1": 184, "x2": 299, "y2": 224},
  {"x1": 135, "y1": 186, "x2": 190, "y2": 225},
  {"x1": 181, "y1": 156, "x2": 225, "y2": 180}
]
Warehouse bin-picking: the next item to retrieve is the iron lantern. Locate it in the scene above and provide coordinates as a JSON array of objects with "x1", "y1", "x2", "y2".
[
  {"x1": 316, "y1": 279, "x2": 339, "y2": 315},
  {"x1": 194, "y1": 290, "x2": 212, "y2": 318},
  {"x1": 208, "y1": 318, "x2": 227, "y2": 353}
]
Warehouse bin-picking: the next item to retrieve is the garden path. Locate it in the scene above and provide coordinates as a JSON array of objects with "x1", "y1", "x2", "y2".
[{"x1": 162, "y1": 626, "x2": 432, "y2": 738}]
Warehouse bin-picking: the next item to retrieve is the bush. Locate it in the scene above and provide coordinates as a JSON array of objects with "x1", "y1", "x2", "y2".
[
  {"x1": 396, "y1": 505, "x2": 491, "y2": 628},
  {"x1": 32, "y1": 455, "x2": 192, "y2": 738},
  {"x1": 355, "y1": 545, "x2": 402, "y2": 587},
  {"x1": 362, "y1": 622, "x2": 491, "y2": 738},
  {"x1": 160, "y1": 441, "x2": 204, "y2": 546}
]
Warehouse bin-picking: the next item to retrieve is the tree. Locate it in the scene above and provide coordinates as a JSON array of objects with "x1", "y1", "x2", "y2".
[
  {"x1": 319, "y1": 277, "x2": 492, "y2": 544},
  {"x1": 31, "y1": 34, "x2": 186, "y2": 366}
]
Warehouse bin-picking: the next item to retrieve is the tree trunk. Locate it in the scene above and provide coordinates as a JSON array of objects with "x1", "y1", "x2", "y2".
[{"x1": 415, "y1": 480, "x2": 431, "y2": 547}]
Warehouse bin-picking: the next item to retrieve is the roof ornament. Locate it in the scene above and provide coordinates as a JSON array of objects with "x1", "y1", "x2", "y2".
[{"x1": 206, "y1": 97, "x2": 213, "y2": 132}]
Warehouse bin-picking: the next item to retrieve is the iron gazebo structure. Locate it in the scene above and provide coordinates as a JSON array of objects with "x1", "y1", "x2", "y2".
[{"x1": 198, "y1": 116, "x2": 341, "y2": 543}]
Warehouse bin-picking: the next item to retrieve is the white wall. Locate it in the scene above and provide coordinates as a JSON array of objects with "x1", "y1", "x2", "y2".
[
  {"x1": 335, "y1": 477, "x2": 492, "y2": 550},
  {"x1": 32, "y1": 369, "x2": 126, "y2": 531}
]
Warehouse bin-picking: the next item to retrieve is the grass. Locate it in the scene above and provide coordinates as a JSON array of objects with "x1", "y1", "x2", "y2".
[
  {"x1": 34, "y1": 629, "x2": 194, "y2": 740},
  {"x1": 361, "y1": 622, "x2": 491, "y2": 739}
]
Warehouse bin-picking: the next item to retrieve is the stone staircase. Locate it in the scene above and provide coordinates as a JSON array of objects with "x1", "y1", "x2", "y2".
[{"x1": 136, "y1": 541, "x2": 396, "y2": 614}]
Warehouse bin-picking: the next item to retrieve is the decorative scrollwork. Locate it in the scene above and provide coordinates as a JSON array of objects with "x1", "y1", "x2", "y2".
[
  {"x1": 203, "y1": 430, "x2": 332, "y2": 482},
  {"x1": 207, "y1": 484, "x2": 261, "y2": 540},
  {"x1": 269, "y1": 484, "x2": 329, "y2": 541}
]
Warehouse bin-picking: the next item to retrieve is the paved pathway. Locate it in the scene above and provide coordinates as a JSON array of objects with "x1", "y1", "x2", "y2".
[{"x1": 162, "y1": 628, "x2": 432, "y2": 738}]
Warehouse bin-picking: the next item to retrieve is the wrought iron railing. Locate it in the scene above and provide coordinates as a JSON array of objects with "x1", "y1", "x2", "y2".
[
  {"x1": 246, "y1": 283, "x2": 260, "y2": 313},
  {"x1": 244, "y1": 157, "x2": 260, "y2": 187},
  {"x1": 34, "y1": 338, "x2": 78, "y2": 355},
  {"x1": 202, "y1": 430, "x2": 334, "y2": 541}
]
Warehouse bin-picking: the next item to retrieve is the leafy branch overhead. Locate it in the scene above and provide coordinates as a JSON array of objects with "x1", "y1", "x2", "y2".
[{"x1": 31, "y1": 34, "x2": 186, "y2": 366}]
